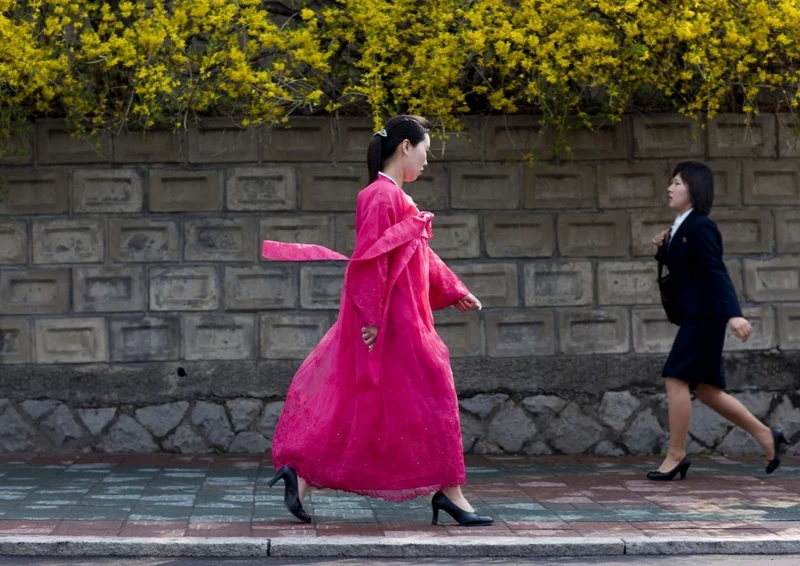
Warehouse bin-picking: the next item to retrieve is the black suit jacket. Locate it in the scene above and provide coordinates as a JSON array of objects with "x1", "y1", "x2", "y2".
[{"x1": 655, "y1": 211, "x2": 742, "y2": 321}]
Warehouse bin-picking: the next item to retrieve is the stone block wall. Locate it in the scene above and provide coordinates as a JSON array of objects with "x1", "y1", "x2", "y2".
[{"x1": 0, "y1": 114, "x2": 798, "y2": 456}]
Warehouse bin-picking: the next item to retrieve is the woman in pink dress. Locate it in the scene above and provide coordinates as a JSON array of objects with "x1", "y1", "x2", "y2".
[{"x1": 262, "y1": 115, "x2": 493, "y2": 527}]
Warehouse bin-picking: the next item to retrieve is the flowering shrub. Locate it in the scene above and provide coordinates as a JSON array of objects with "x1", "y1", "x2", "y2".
[{"x1": 1, "y1": 0, "x2": 799, "y2": 154}]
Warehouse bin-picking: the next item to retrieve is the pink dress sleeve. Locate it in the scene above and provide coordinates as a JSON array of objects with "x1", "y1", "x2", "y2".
[
  {"x1": 428, "y1": 248, "x2": 469, "y2": 310},
  {"x1": 344, "y1": 190, "x2": 396, "y2": 327}
]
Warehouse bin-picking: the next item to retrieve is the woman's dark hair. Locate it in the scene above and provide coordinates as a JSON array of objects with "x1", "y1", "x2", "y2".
[
  {"x1": 672, "y1": 161, "x2": 714, "y2": 215},
  {"x1": 367, "y1": 115, "x2": 432, "y2": 182}
]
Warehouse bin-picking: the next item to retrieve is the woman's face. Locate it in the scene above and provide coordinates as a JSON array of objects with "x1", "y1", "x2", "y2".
[
  {"x1": 667, "y1": 173, "x2": 692, "y2": 212},
  {"x1": 401, "y1": 133, "x2": 430, "y2": 183}
]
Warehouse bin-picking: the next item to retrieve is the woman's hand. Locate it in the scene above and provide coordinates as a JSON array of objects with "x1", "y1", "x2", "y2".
[
  {"x1": 651, "y1": 228, "x2": 670, "y2": 249},
  {"x1": 454, "y1": 293, "x2": 482, "y2": 312},
  {"x1": 728, "y1": 317, "x2": 752, "y2": 342},
  {"x1": 361, "y1": 326, "x2": 378, "y2": 350}
]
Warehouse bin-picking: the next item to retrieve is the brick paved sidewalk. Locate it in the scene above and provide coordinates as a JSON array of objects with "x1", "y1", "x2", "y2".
[{"x1": 0, "y1": 453, "x2": 798, "y2": 540}]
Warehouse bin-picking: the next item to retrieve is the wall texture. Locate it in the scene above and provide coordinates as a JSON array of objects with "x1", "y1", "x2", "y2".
[{"x1": 0, "y1": 114, "x2": 798, "y2": 456}]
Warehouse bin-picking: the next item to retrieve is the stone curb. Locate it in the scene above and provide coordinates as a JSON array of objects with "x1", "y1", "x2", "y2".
[{"x1": 1, "y1": 536, "x2": 800, "y2": 558}]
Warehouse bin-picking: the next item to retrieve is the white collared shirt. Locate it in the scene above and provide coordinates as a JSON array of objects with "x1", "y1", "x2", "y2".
[
  {"x1": 670, "y1": 208, "x2": 693, "y2": 241},
  {"x1": 378, "y1": 171, "x2": 400, "y2": 187}
]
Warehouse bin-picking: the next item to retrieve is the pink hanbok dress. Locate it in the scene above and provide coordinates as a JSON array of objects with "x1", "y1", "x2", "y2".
[{"x1": 262, "y1": 175, "x2": 470, "y2": 502}]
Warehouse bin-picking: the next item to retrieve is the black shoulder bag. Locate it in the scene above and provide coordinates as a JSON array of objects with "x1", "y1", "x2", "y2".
[{"x1": 656, "y1": 241, "x2": 682, "y2": 326}]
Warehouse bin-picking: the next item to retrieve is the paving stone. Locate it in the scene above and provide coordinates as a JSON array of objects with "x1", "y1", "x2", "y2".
[
  {"x1": 524, "y1": 440, "x2": 554, "y2": 456},
  {"x1": 458, "y1": 394, "x2": 509, "y2": 420},
  {"x1": 486, "y1": 405, "x2": 536, "y2": 452},
  {"x1": 545, "y1": 403, "x2": 606, "y2": 454},
  {"x1": 135, "y1": 402, "x2": 189, "y2": 438},
  {"x1": 735, "y1": 391, "x2": 775, "y2": 421},
  {"x1": 690, "y1": 400, "x2": 733, "y2": 447},
  {"x1": 163, "y1": 424, "x2": 210, "y2": 454},
  {"x1": 593, "y1": 440, "x2": 625, "y2": 457},
  {"x1": 98, "y1": 415, "x2": 158, "y2": 453},
  {"x1": 599, "y1": 391, "x2": 641, "y2": 432},
  {"x1": 521, "y1": 395, "x2": 568, "y2": 417},
  {"x1": 622, "y1": 409, "x2": 666, "y2": 454},
  {"x1": 77, "y1": 408, "x2": 117, "y2": 437},
  {"x1": 20, "y1": 400, "x2": 61, "y2": 421},
  {"x1": 717, "y1": 427, "x2": 762, "y2": 455},
  {"x1": 0, "y1": 404, "x2": 40, "y2": 451},
  {"x1": 226, "y1": 399, "x2": 264, "y2": 432},
  {"x1": 39, "y1": 405, "x2": 86, "y2": 447},
  {"x1": 769, "y1": 396, "x2": 800, "y2": 439},
  {"x1": 459, "y1": 412, "x2": 483, "y2": 453},
  {"x1": 228, "y1": 431, "x2": 270, "y2": 454},
  {"x1": 255, "y1": 402, "x2": 285, "y2": 440},
  {"x1": 191, "y1": 402, "x2": 234, "y2": 450}
]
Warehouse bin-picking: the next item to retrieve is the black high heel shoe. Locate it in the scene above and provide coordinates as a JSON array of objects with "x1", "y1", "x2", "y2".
[
  {"x1": 646, "y1": 457, "x2": 691, "y2": 481},
  {"x1": 267, "y1": 465, "x2": 312, "y2": 523},
  {"x1": 431, "y1": 491, "x2": 493, "y2": 527},
  {"x1": 766, "y1": 428, "x2": 788, "y2": 474}
]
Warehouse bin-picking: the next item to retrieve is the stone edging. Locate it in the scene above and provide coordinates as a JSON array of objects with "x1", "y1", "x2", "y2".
[{"x1": 1, "y1": 535, "x2": 800, "y2": 557}]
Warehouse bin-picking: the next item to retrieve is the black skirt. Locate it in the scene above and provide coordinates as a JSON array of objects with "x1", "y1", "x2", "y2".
[{"x1": 662, "y1": 316, "x2": 728, "y2": 389}]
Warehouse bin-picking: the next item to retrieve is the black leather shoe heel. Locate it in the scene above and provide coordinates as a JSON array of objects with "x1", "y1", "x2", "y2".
[
  {"x1": 431, "y1": 491, "x2": 493, "y2": 527},
  {"x1": 766, "y1": 428, "x2": 788, "y2": 474},
  {"x1": 646, "y1": 457, "x2": 691, "y2": 481},
  {"x1": 267, "y1": 465, "x2": 312, "y2": 523}
]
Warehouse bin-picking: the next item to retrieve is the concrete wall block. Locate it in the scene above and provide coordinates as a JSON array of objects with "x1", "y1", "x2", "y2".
[
  {"x1": 260, "y1": 215, "x2": 334, "y2": 251},
  {"x1": 696, "y1": 160, "x2": 741, "y2": 205},
  {"x1": 36, "y1": 120, "x2": 111, "y2": 164},
  {"x1": 73, "y1": 266, "x2": 145, "y2": 313},
  {"x1": 260, "y1": 313, "x2": 333, "y2": 359},
  {"x1": 150, "y1": 266, "x2": 219, "y2": 311},
  {"x1": 33, "y1": 218, "x2": 104, "y2": 264},
  {"x1": 433, "y1": 310, "x2": 482, "y2": 358},
  {"x1": 523, "y1": 261, "x2": 593, "y2": 306},
  {"x1": 564, "y1": 119, "x2": 629, "y2": 160},
  {"x1": 632, "y1": 308, "x2": 678, "y2": 354},
  {"x1": 109, "y1": 315, "x2": 181, "y2": 362},
  {"x1": 429, "y1": 214, "x2": 480, "y2": 259},
  {"x1": 0, "y1": 221, "x2": 28, "y2": 264},
  {"x1": 0, "y1": 170, "x2": 69, "y2": 215},
  {"x1": 708, "y1": 114, "x2": 777, "y2": 158},
  {"x1": 0, "y1": 268, "x2": 70, "y2": 315},
  {"x1": 633, "y1": 115, "x2": 704, "y2": 158},
  {"x1": 724, "y1": 306, "x2": 776, "y2": 352},
  {"x1": 35, "y1": 317, "x2": 109, "y2": 364},
  {"x1": 108, "y1": 219, "x2": 179, "y2": 263},
  {"x1": 450, "y1": 262, "x2": 518, "y2": 307},
  {"x1": 0, "y1": 319, "x2": 33, "y2": 364},
  {"x1": 184, "y1": 314, "x2": 256, "y2": 360},
  {"x1": 557, "y1": 211, "x2": 629, "y2": 257},
  {"x1": 0, "y1": 123, "x2": 34, "y2": 165},
  {"x1": 777, "y1": 305, "x2": 800, "y2": 350},
  {"x1": 484, "y1": 212, "x2": 554, "y2": 258},
  {"x1": 598, "y1": 162, "x2": 669, "y2": 209},
  {"x1": 113, "y1": 129, "x2": 182, "y2": 163},
  {"x1": 713, "y1": 209, "x2": 774, "y2": 254},
  {"x1": 224, "y1": 266, "x2": 296, "y2": 310},
  {"x1": 598, "y1": 261, "x2": 659, "y2": 305},
  {"x1": 333, "y1": 214, "x2": 356, "y2": 257},
  {"x1": 300, "y1": 164, "x2": 367, "y2": 211},
  {"x1": 484, "y1": 116, "x2": 549, "y2": 160},
  {"x1": 485, "y1": 310, "x2": 556, "y2": 357},
  {"x1": 522, "y1": 163, "x2": 595, "y2": 210},
  {"x1": 778, "y1": 113, "x2": 800, "y2": 158},
  {"x1": 558, "y1": 307, "x2": 630, "y2": 355},
  {"x1": 631, "y1": 210, "x2": 674, "y2": 256},
  {"x1": 299, "y1": 265, "x2": 345, "y2": 309},
  {"x1": 187, "y1": 119, "x2": 259, "y2": 163},
  {"x1": 407, "y1": 164, "x2": 448, "y2": 210},
  {"x1": 777, "y1": 210, "x2": 800, "y2": 253},
  {"x1": 73, "y1": 169, "x2": 144, "y2": 213},
  {"x1": 742, "y1": 160, "x2": 800, "y2": 205},
  {"x1": 184, "y1": 218, "x2": 256, "y2": 262},
  {"x1": 429, "y1": 117, "x2": 484, "y2": 161},
  {"x1": 334, "y1": 117, "x2": 373, "y2": 162},
  {"x1": 744, "y1": 257, "x2": 800, "y2": 302},
  {"x1": 726, "y1": 258, "x2": 745, "y2": 300},
  {"x1": 149, "y1": 170, "x2": 221, "y2": 212},
  {"x1": 263, "y1": 118, "x2": 333, "y2": 162},
  {"x1": 226, "y1": 166, "x2": 297, "y2": 211},
  {"x1": 451, "y1": 163, "x2": 520, "y2": 209}
]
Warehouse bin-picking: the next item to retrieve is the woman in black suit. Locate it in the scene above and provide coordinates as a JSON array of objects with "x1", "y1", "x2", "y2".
[{"x1": 648, "y1": 161, "x2": 788, "y2": 481}]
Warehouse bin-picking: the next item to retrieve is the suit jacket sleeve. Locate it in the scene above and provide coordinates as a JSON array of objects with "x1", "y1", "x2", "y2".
[{"x1": 693, "y1": 219, "x2": 742, "y2": 319}]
